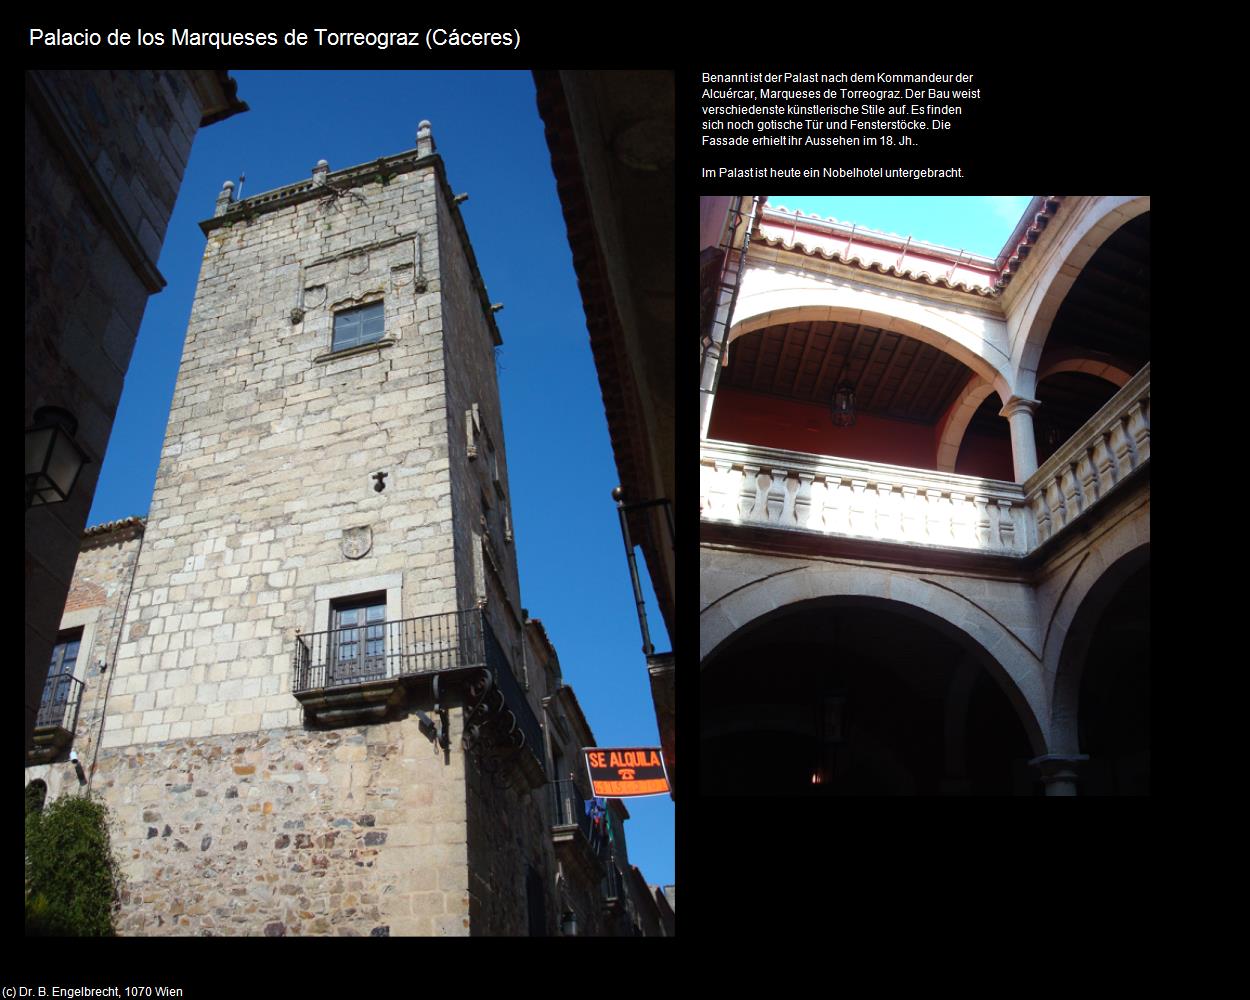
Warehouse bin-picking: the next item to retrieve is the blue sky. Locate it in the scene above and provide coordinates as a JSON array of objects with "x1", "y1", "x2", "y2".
[
  {"x1": 86, "y1": 71, "x2": 674, "y2": 887},
  {"x1": 762, "y1": 195, "x2": 1033, "y2": 258}
]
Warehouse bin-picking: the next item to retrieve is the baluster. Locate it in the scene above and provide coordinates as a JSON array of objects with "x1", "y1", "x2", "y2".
[
  {"x1": 901, "y1": 486, "x2": 921, "y2": 540},
  {"x1": 973, "y1": 496, "x2": 991, "y2": 548},
  {"x1": 778, "y1": 473, "x2": 800, "y2": 526},
  {"x1": 709, "y1": 460, "x2": 732, "y2": 520},
  {"x1": 1077, "y1": 449, "x2": 1099, "y2": 509},
  {"x1": 1060, "y1": 463, "x2": 1083, "y2": 520},
  {"x1": 1127, "y1": 398, "x2": 1149, "y2": 465},
  {"x1": 1093, "y1": 433, "x2": 1118, "y2": 498},
  {"x1": 766, "y1": 469, "x2": 787, "y2": 522},
  {"x1": 1045, "y1": 476, "x2": 1067, "y2": 530},
  {"x1": 875, "y1": 483, "x2": 898, "y2": 540},
  {"x1": 849, "y1": 479, "x2": 870, "y2": 535},
  {"x1": 807, "y1": 477, "x2": 827, "y2": 531},
  {"x1": 950, "y1": 492, "x2": 974, "y2": 547},
  {"x1": 1032, "y1": 490, "x2": 1051, "y2": 544},
  {"x1": 997, "y1": 500, "x2": 1018, "y2": 552},
  {"x1": 925, "y1": 490, "x2": 947, "y2": 543},
  {"x1": 795, "y1": 474, "x2": 814, "y2": 528},
  {"x1": 741, "y1": 464, "x2": 762, "y2": 521},
  {"x1": 1109, "y1": 414, "x2": 1137, "y2": 476},
  {"x1": 828, "y1": 477, "x2": 851, "y2": 534}
]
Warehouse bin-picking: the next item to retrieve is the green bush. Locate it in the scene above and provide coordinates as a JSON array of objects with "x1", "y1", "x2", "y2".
[{"x1": 25, "y1": 794, "x2": 122, "y2": 936}]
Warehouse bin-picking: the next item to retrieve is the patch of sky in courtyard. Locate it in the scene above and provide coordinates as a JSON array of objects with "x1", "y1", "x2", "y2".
[
  {"x1": 763, "y1": 195, "x2": 1034, "y2": 258},
  {"x1": 84, "y1": 70, "x2": 674, "y2": 888}
]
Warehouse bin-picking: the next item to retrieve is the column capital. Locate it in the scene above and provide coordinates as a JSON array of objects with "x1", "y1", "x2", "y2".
[
  {"x1": 1029, "y1": 754, "x2": 1089, "y2": 795},
  {"x1": 999, "y1": 395, "x2": 1041, "y2": 420}
]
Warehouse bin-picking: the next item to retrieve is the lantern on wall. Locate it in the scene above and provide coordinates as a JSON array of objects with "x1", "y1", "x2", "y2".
[
  {"x1": 25, "y1": 407, "x2": 90, "y2": 508},
  {"x1": 830, "y1": 382, "x2": 857, "y2": 427}
]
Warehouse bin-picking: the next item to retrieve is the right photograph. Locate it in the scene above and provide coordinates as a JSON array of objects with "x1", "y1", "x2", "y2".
[{"x1": 699, "y1": 196, "x2": 1149, "y2": 796}]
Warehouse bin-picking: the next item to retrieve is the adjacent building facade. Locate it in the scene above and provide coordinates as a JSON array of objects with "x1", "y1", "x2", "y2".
[
  {"x1": 533, "y1": 71, "x2": 676, "y2": 792},
  {"x1": 700, "y1": 196, "x2": 1149, "y2": 795},
  {"x1": 25, "y1": 69, "x2": 247, "y2": 756},
  {"x1": 27, "y1": 126, "x2": 667, "y2": 935}
]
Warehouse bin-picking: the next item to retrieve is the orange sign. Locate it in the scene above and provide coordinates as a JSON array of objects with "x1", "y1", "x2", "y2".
[{"x1": 583, "y1": 747, "x2": 670, "y2": 797}]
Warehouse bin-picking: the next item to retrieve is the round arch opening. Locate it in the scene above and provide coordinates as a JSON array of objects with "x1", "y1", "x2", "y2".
[
  {"x1": 711, "y1": 318, "x2": 1007, "y2": 477},
  {"x1": 702, "y1": 596, "x2": 1041, "y2": 795},
  {"x1": 1053, "y1": 546, "x2": 1150, "y2": 794}
]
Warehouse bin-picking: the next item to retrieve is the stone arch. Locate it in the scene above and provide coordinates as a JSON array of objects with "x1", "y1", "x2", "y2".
[
  {"x1": 1011, "y1": 196, "x2": 1150, "y2": 399},
  {"x1": 728, "y1": 267, "x2": 1014, "y2": 401},
  {"x1": 700, "y1": 562, "x2": 1048, "y2": 755},
  {"x1": 1035, "y1": 347, "x2": 1138, "y2": 389},
  {"x1": 1048, "y1": 541, "x2": 1150, "y2": 756},
  {"x1": 934, "y1": 374, "x2": 997, "y2": 473}
]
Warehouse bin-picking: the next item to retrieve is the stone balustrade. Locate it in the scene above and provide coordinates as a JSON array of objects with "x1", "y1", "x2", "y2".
[
  {"x1": 700, "y1": 441, "x2": 1029, "y2": 555},
  {"x1": 701, "y1": 364, "x2": 1149, "y2": 558},
  {"x1": 1024, "y1": 362, "x2": 1149, "y2": 545}
]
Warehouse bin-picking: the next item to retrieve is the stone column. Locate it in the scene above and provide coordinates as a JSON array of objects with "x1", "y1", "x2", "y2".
[
  {"x1": 1000, "y1": 396, "x2": 1042, "y2": 482},
  {"x1": 1029, "y1": 754, "x2": 1089, "y2": 796}
]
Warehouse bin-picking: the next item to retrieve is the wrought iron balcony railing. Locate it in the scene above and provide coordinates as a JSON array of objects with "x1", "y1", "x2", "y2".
[
  {"x1": 549, "y1": 778, "x2": 611, "y2": 859},
  {"x1": 293, "y1": 608, "x2": 485, "y2": 692},
  {"x1": 35, "y1": 674, "x2": 83, "y2": 732},
  {"x1": 602, "y1": 859, "x2": 629, "y2": 909},
  {"x1": 292, "y1": 607, "x2": 545, "y2": 775}
]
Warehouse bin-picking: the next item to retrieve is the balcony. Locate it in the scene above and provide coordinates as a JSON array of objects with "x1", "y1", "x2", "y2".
[
  {"x1": 601, "y1": 860, "x2": 632, "y2": 920},
  {"x1": 701, "y1": 363, "x2": 1149, "y2": 560},
  {"x1": 549, "y1": 778, "x2": 636, "y2": 917},
  {"x1": 549, "y1": 778, "x2": 611, "y2": 875},
  {"x1": 293, "y1": 608, "x2": 545, "y2": 780},
  {"x1": 1023, "y1": 363, "x2": 1149, "y2": 548},
  {"x1": 701, "y1": 442, "x2": 1028, "y2": 556},
  {"x1": 28, "y1": 675, "x2": 83, "y2": 764}
]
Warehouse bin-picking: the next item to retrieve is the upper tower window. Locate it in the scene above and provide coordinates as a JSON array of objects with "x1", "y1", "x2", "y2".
[{"x1": 332, "y1": 301, "x2": 385, "y2": 352}]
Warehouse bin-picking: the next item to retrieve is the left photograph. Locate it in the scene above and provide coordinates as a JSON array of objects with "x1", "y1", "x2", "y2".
[{"x1": 26, "y1": 69, "x2": 673, "y2": 937}]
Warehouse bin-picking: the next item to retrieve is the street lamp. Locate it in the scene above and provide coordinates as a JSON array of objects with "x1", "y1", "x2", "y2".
[{"x1": 26, "y1": 406, "x2": 90, "y2": 508}]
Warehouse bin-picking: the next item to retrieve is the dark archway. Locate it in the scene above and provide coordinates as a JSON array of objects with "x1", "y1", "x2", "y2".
[
  {"x1": 702, "y1": 597, "x2": 1038, "y2": 795},
  {"x1": 1053, "y1": 545, "x2": 1150, "y2": 794}
]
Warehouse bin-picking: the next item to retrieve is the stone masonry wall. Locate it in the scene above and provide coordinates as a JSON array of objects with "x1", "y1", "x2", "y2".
[
  {"x1": 97, "y1": 711, "x2": 471, "y2": 936},
  {"x1": 435, "y1": 187, "x2": 561, "y2": 933},
  {"x1": 436, "y1": 187, "x2": 524, "y2": 639},
  {"x1": 80, "y1": 151, "x2": 483, "y2": 935},
  {"x1": 101, "y1": 160, "x2": 453, "y2": 751},
  {"x1": 464, "y1": 743, "x2": 555, "y2": 935}
]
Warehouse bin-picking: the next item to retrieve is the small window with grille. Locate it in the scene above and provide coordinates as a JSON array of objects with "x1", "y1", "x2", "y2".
[{"x1": 332, "y1": 301, "x2": 385, "y2": 352}]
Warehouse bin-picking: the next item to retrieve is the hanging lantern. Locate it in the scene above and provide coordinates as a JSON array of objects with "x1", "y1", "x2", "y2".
[
  {"x1": 1042, "y1": 418, "x2": 1062, "y2": 451},
  {"x1": 25, "y1": 406, "x2": 90, "y2": 508},
  {"x1": 830, "y1": 382, "x2": 857, "y2": 427}
]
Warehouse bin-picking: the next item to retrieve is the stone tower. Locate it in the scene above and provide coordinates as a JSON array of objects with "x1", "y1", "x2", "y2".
[{"x1": 89, "y1": 122, "x2": 561, "y2": 935}]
